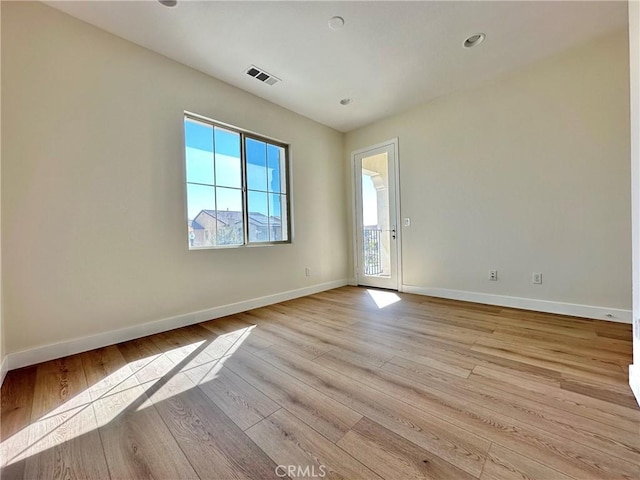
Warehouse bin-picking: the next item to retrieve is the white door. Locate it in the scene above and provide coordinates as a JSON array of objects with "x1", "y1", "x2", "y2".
[{"x1": 353, "y1": 140, "x2": 400, "y2": 290}]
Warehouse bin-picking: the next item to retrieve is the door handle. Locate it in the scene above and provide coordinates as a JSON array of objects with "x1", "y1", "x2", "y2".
[{"x1": 391, "y1": 226, "x2": 396, "y2": 240}]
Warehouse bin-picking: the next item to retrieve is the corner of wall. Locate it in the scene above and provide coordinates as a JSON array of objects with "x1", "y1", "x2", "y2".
[
  {"x1": 0, "y1": 0, "x2": 6, "y2": 387},
  {"x1": 628, "y1": 0, "x2": 640, "y2": 407}
]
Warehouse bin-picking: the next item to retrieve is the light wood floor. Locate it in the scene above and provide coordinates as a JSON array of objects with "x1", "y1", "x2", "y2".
[{"x1": 1, "y1": 286, "x2": 638, "y2": 479}]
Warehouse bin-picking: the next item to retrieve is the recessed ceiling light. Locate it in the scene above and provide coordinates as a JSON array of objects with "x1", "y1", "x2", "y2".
[
  {"x1": 340, "y1": 98, "x2": 351, "y2": 106},
  {"x1": 463, "y1": 33, "x2": 486, "y2": 48},
  {"x1": 158, "y1": 0, "x2": 178, "y2": 7},
  {"x1": 328, "y1": 16, "x2": 345, "y2": 30}
]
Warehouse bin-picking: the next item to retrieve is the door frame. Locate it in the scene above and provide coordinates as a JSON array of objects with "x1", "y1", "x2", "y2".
[{"x1": 351, "y1": 138, "x2": 402, "y2": 291}]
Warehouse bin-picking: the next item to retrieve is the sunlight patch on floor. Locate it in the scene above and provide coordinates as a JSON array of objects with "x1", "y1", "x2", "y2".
[
  {"x1": 366, "y1": 289, "x2": 401, "y2": 309},
  {"x1": 0, "y1": 325, "x2": 254, "y2": 469}
]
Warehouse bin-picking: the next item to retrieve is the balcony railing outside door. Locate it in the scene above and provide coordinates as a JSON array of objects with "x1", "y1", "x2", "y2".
[{"x1": 363, "y1": 228, "x2": 383, "y2": 275}]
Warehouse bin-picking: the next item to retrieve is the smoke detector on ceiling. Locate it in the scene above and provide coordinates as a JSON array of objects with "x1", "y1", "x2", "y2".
[
  {"x1": 328, "y1": 16, "x2": 345, "y2": 30},
  {"x1": 245, "y1": 65, "x2": 281, "y2": 86}
]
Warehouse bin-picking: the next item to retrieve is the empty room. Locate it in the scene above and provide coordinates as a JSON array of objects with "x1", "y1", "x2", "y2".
[{"x1": 1, "y1": 1, "x2": 639, "y2": 479}]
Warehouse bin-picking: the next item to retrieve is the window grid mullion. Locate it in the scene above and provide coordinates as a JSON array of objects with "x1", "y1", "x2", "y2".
[
  {"x1": 241, "y1": 133, "x2": 249, "y2": 245},
  {"x1": 212, "y1": 126, "x2": 218, "y2": 246}
]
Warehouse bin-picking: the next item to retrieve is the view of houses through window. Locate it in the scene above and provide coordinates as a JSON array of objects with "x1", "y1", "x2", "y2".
[{"x1": 185, "y1": 115, "x2": 289, "y2": 248}]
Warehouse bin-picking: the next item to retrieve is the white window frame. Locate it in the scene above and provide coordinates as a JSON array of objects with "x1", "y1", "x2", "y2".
[{"x1": 183, "y1": 112, "x2": 292, "y2": 249}]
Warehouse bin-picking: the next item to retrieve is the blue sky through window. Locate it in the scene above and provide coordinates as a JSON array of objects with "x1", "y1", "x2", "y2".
[{"x1": 185, "y1": 119, "x2": 285, "y2": 221}]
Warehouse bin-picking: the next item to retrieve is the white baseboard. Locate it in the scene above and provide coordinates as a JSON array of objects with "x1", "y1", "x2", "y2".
[
  {"x1": 0, "y1": 355, "x2": 8, "y2": 387},
  {"x1": 630, "y1": 365, "x2": 640, "y2": 407},
  {"x1": 402, "y1": 285, "x2": 632, "y2": 323},
  {"x1": 6, "y1": 279, "x2": 349, "y2": 371}
]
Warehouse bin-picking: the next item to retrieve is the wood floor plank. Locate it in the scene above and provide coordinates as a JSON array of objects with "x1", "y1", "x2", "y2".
[
  {"x1": 1, "y1": 368, "x2": 37, "y2": 443},
  {"x1": 80, "y1": 344, "x2": 136, "y2": 400},
  {"x1": 471, "y1": 342, "x2": 630, "y2": 390},
  {"x1": 0, "y1": 367, "x2": 37, "y2": 479},
  {"x1": 310, "y1": 314, "x2": 482, "y2": 349},
  {"x1": 481, "y1": 443, "x2": 574, "y2": 480},
  {"x1": 21, "y1": 355, "x2": 110, "y2": 480},
  {"x1": 143, "y1": 324, "x2": 238, "y2": 366},
  {"x1": 313, "y1": 345, "x2": 394, "y2": 370},
  {"x1": 187, "y1": 362, "x2": 280, "y2": 431},
  {"x1": 277, "y1": 302, "x2": 363, "y2": 328},
  {"x1": 301, "y1": 319, "x2": 475, "y2": 369},
  {"x1": 388, "y1": 351, "x2": 473, "y2": 378},
  {"x1": 493, "y1": 312, "x2": 600, "y2": 339},
  {"x1": 490, "y1": 327, "x2": 632, "y2": 363},
  {"x1": 473, "y1": 337, "x2": 628, "y2": 380},
  {"x1": 165, "y1": 335, "x2": 237, "y2": 373},
  {"x1": 199, "y1": 317, "x2": 266, "y2": 345},
  {"x1": 270, "y1": 302, "x2": 360, "y2": 326},
  {"x1": 30, "y1": 355, "x2": 90, "y2": 420},
  {"x1": 246, "y1": 408, "x2": 382, "y2": 480},
  {"x1": 130, "y1": 352, "x2": 177, "y2": 385},
  {"x1": 337, "y1": 416, "x2": 476, "y2": 480},
  {"x1": 235, "y1": 312, "x2": 332, "y2": 359},
  {"x1": 595, "y1": 327, "x2": 634, "y2": 341},
  {"x1": 560, "y1": 377, "x2": 640, "y2": 410},
  {"x1": 117, "y1": 336, "x2": 162, "y2": 364},
  {"x1": 118, "y1": 336, "x2": 179, "y2": 385},
  {"x1": 222, "y1": 349, "x2": 363, "y2": 443},
  {"x1": 93, "y1": 378, "x2": 199, "y2": 479},
  {"x1": 148, "y1": 327, "x2": 221, "y2": 369},
  {"x1": 451, "y1": 371, "x2": 639, "y2": 462},
  {"x1": 144, "y1": 371, "x2": 282, "y2": 479},
  {"x1": 375, "y1": 310, "x2": 498, "y2": 335},
  {"x1": 471, "y1": 364, "x2": 640, "y2": 432},
  {"x1": 353, "y1": 316, "x2": 494, "y2": 346},
  {"x1": 270, "y1": 314, "x2": 400, "y2": 365},
  {"x1": 22, "y1": 403, "x2": 109, "y2": 480}
]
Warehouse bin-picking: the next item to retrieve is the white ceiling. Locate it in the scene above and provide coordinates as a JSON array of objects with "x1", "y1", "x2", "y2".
[{"x1": 46, "y1": 1, "x2": 628, "y2": 132}]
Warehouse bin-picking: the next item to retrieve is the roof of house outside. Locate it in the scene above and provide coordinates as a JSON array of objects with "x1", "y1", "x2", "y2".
[
  {"x1": 190, "y1": 219, "x2": 204, "y2": 230},
  {"x1": 191, "y1": 210, "x2": 281, "y2": 229}
]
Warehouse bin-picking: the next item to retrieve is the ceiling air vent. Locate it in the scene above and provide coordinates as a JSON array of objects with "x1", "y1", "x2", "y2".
[{"x1": 246, "y1": 65, "x2": 281, "y2": 86}]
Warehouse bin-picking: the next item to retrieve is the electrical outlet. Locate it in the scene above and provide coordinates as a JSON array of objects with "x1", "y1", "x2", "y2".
[
  {"x1": 532, "y1": 272, "x2": 542, "y2": 284},
  {"x1": 305, "y1": 267, "x2": 311, "y2": 277},
  {"x1": 488, "y1": 269, "x2": 498, "y2": 281}
]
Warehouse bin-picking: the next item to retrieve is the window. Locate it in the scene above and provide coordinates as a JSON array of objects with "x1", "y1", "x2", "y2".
[{"x1": 184, "y1": 113, "x2": 290, "y2": 249}]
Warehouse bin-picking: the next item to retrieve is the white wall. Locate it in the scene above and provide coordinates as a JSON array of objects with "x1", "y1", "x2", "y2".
[
  {"x1": 0, "y1": 1, "x2": 5, "y2": 384},
  {"x1": 346, "y1": 30, "x2": 631, "y2": 320},
  {"x1": 629, "y1": 0, "x2": 640, "y2": 403},
  {"x1": 1, "y1": 2, "x2": 348, "y2": 358}
]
